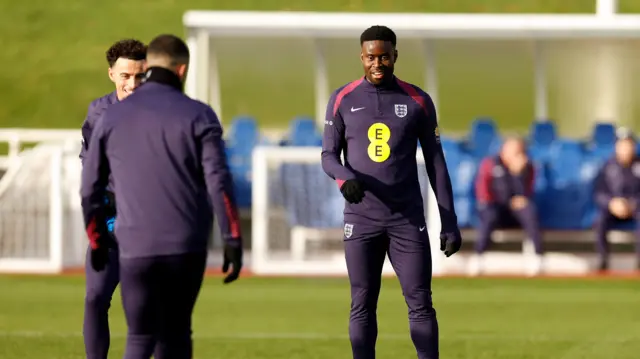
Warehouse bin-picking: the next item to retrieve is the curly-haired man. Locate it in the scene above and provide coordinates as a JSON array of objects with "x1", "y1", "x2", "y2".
[{"x1": 78, "y1": 38, "x2": 156, "y2": 359}]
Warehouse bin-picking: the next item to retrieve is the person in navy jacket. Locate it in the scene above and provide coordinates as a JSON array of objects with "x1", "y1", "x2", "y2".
[
  {"x1": 81, "y1": 34, "x2": 242, "y2": 359},
  {"x1": 321, "y1": 25, "x2": 461, "y2": 359},
  {"x1": 78, "y1": 38, "x2": 149, "y2": 359},
  {"x1": 593, "y1": 133, "x2": 640, "y2": 271},
  {"x1": 470, "y1": 137, "x2": 543, "y2": 276}
]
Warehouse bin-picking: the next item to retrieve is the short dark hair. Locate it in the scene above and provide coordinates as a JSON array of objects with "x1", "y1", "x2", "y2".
[
  {"x1": 360, "y1": 26, "x2": 397, "y2": 47},
  {"x1": 105, "y1": 39, "x2": 147, "y2": 67},
  {"x1": 147, "y1": 34, "x2": 190, "y2": 65}
]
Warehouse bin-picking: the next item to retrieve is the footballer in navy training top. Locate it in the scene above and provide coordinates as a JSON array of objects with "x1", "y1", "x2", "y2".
[
  {"x1": 78, "y1": 38, "x2": 149, "y2": 359},
  {"x1": 321, "y1": 25, "x2": 462, "y2": 359}
]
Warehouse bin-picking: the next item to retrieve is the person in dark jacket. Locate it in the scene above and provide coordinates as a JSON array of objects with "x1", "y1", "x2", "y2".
[
  {"x1": 321, "y1": 25, "x2": 461, "y2": 359},
  {"x1": 470, "y1": 137, "x2": 543, "y2": 276},
  {"x1": 593, "y1": 133, "x2": 640, "y2": 271},
  {"x1": 79, "y1": 38, "x2": 149, "y2": 359},
  {"x1": 80, "y1": 34, "x2": 243, "y2": 359}
]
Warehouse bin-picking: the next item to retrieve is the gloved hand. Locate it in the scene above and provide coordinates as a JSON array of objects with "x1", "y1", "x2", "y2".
[
  {"x1": 340, "y1": 179, "x2": 365, "y2": 204},
  {"x1": 440, "y1": 230, "x2": 462, "y2": 257},
  {"x1": 90, "y1": 246, "x2": 109, "y2": 272},
  {"x1": 86, "y1": 218, "x2": 110, "y2": 272},
  {"x1": 104, "y1": 191, "x2": 117, "y2": 214},
  {"x1": 222, "y1": 242, "x2": 243, "y2": 284}
]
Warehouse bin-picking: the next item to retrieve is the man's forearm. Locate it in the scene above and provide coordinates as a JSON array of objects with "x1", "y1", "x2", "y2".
[
  {"x1": 321, "y1": 151, "x2": 356, "y2": 184},
  {"x1": 595, "y1": 192, "x2": 612, "y2": 209},
  {"x1": 425, "y1": 150, "x2": 458, "y2": 232}
]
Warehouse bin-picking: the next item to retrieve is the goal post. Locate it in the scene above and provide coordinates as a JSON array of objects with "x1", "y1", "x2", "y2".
[
  {"x1": 0, "y1": 139, "x2": 86, "y2": 274},
  {"x1": 0, "y1": 146, "x2": 61, "y2": 273},
  {"x1": 250, "y1": 146, "x2": 445, "y2": 275}
]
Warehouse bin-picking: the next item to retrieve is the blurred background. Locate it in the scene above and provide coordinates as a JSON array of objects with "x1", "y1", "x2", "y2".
[
  {"x1": 2, "y1": 1, "x2": 640, "y2": 358},
  {"x1": 1, "y1": 0, "x2": 639, "y2": 132}
]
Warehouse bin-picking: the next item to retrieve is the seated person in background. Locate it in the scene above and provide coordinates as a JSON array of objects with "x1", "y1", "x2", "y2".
[
  {"x1": 593, "y1": 133, "x2": 640, "y2": 271},
  {"x1": 468, "y1": 137, "x2": 544, "y2": 276}
]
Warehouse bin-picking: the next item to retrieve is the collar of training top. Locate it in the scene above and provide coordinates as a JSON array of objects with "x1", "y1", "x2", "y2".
[
  {"x1": 362, "y1": 75, "x2": 399, "y2": 92},
  {"x1": 143, "y1": 66, "x2": 183, "y2": 91}
]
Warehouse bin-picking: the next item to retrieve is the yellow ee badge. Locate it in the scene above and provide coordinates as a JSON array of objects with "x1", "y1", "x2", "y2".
[
  {"x1": 434, "y1": 126, "x2": 440, "y2": 143},
  {"x1": 367, "y1": 123, "x2": 391, "y2": 163}
]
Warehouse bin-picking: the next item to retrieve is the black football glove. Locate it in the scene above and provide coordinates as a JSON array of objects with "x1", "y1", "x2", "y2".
[
  {"x1": 104, "y1": 191, "x2": 117, "y2": 216},
  {"x1": 104, "y1": 191, "x2": 118, "y2": 243},
  {"x1": 440, "y1": 230, "x2": 462, "y2": 257},
  {"x1": 340, "y1": 179, "x2": 365, "y2": 204},
  {"x1": 86, "y1": 207, "x2": 113, "y2": 272},
  {"x1": 90, "y1": 246, "x2": 109, "y2": 272},
  {"x1": 222, "y1": 242, "x2": 243, "y2": 284}
]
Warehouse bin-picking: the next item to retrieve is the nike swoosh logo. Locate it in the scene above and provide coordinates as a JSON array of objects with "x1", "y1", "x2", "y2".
[
  {"x1": 351, "y1": 107, "x2": 365, "y2": 112},
  {"x1": 419, "y1": 226, "x2": 426, "y2": 231}
]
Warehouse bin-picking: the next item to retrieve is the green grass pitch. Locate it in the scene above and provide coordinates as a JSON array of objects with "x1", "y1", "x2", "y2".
[
  {"x1": 1, "y1": 275, "x2": 640, "y2": 358},
  {"x1": 3, "y1": 0, "x2": 640, "y2": 136}
]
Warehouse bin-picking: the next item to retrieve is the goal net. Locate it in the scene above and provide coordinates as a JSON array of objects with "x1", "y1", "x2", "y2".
[
  {"x1": 250, "y1": 146, "x2": 444, "y2": 275},
  {"x1": 0, "y1": 141, "x2": 85, "y2": 273}
]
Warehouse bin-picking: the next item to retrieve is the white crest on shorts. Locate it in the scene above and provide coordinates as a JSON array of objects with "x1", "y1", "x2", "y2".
[
  {"x1": 344, "y1": 223, "x2": 354, "y2": 238},
  {"x1": 394, "y1": 104, "x2": 407, "y2": 118}
]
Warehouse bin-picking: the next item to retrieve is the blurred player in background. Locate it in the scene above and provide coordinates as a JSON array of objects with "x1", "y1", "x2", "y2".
[
  {"x1": 81, "y1": 34, "x2": 243, "y2": 359},
  {"x1": 321, "y1": 25, "x2": 462, "y2": 359},
  {"x1": 593, "y1": 132, "x2": 640, "y2": 271},
  {"x1": 78, "y1": 38, "x2": 148, "y2": 359},
  {"x1": 470, "y1": 137, "x2": 543, "y2": 276}
]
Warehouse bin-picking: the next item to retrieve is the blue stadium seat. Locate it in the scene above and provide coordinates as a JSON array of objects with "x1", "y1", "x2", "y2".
[
  {"x1": 225, "y1": 148, "x2": 252, "y2": 208},
  {"x1": 577, "y1": 151, "x2": 606, "y2": 228},
  {"x1": 528, "y1": 121, "x2": 557, "y2": 162},
  {"x1": 530, "y1": 160, "x2": 551, "y2": 214},
  {"x1": 488, "y1": 136, "x2": 503, "y2": 156},
  {"x1": 440, "y1": 137, "x2": 458, "y2": 161},
  {"x1": 592, "y1": 123, "x2": 617, "y2": 147},
  {"x1": 541, "y1": 140, "x2": 592, "y2": 229},
  {"x1": 227, "y1": 116, "x2": 259, "y2": 150},
  {"x1": 226, "y1": 116, "x2": 260, "y2": 208},
  {"x1": 465, "y1": 117, "x2": 499, "y2": 158},
  {"x1": 287, "y1": 117, "x2": 322, "y2": 146},
  {"x1": 587, "y1": 123, "x2": 616, "y2": 159},
  {"x1": 280, "y1": 163, "x2": 343, "y2": 228},
  {"x1": 530, "y1": 121, "x2": 557, "y2": 146},
  {"x1": 441, "y1": 137, "x2": 477, "y2": 227},
  {"x1": 574, "y1": 123, "x2": 614, "y2": 226}
]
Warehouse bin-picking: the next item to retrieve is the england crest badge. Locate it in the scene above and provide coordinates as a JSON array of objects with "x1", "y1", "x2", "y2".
[
  {"x1": 344, "y1": 223, "x2": 354, "y2": 238},
  {"x1": 394, "y1": 104, "x2": 407, "y2": 118}
]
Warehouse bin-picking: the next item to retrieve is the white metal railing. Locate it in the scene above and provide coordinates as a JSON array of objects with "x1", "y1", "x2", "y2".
[{"x1": 0, "y1": 128, "x2": 80, "y2": 170}]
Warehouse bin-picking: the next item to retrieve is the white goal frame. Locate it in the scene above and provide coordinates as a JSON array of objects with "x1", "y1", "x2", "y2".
[
  {"x1": 0, "y1": 145, "x2": 65, "y2": 273},
  {"x1": 250, "y1": 146, "x2": 444, "y2": 275},
  {"x1": 0, "y1": 129, "x2": 84, "y2": 274}
]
